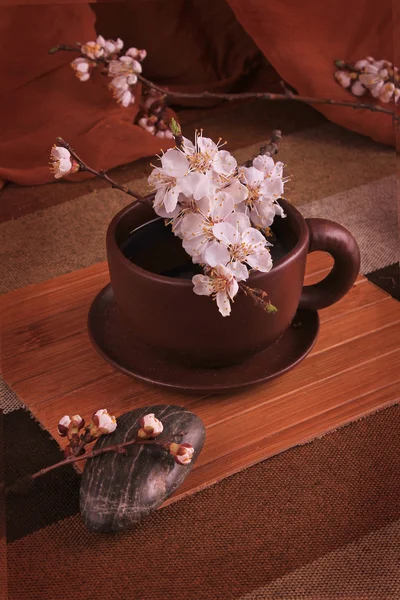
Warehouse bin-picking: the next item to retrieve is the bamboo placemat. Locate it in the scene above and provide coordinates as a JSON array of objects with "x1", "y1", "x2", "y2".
[{"x1": 2, "y1": 251, "x2": 400, "y2": 505}]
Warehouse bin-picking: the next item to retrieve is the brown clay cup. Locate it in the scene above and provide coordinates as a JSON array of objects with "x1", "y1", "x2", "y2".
[{"x1": 106, "y1": 198, "x2": 360, "y2": 368}]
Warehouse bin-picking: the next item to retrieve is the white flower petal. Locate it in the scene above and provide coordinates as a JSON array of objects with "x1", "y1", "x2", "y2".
[
  {"x1": 212, "y1": 221, "x2": 239, "y2": 246},
  {"x1": 121, "y1": 90, "x2": 133, "y2": 107},
  {"x1": 216, "y1": 291, "x2": 231, "y2": 316},
  {"x1": 334, "y1": 70, "x2": 352, "y2": 88},
  {"x1": 51, "y1": 146, "x2": 70, "y2": 160},
  {"x1": 229, "y1": 261, "x2": 249, "y2": 281},
  {"x1": 224, "y1": 211, "x2": 251, "y2": 232},
  {"x1": 210, "y1": 193, "x2": 234, "y2": 222},
  {"x1": 182, "y1": 137, "x2": 196, "y2": 154},
  {"x1": 127, "y1": 74, "x2": 138, "y2": 85},
  {"x1": 247, "y1": 249, "x2": 273, "y2": 272},
  {"x1": 262, "y1": 177, "x2": 284, "y2": 199},
  {"x1": 240, "y1": 166, "x2": 264, "y2": 187},
  {"x1": 351, "y1": 80, "x2": 367, "y2": 96},
  {"x1": 196, "y1": 136, "x2": 218, "y2": 154},
  {"x1": 163, "y1": 187, "x2": 180, "y2": 213},
  {"x1": 274, "y1": 201, "x2": 286, "y2": 218},
  {"x1": 242, "y1": 227, "x2": 267, "y2": 246},
  {"x1": 204, "y1": 241, "x2": 230, "y2": 267},
  {"x1": 213, "y1": 150, "x2": 237, "y2": 176},
  {"x1": 182, "y1": 234, "x2": 209, "y2": 258},
  {"x1": 161, "y1": 149, "x2": 189, "y2": 178},
  {"x1": 224, "y1": 180, "x2": 248, "y2": 204},
  {"x1": 192, "y1": 275, "x2": 213, "y2": 296},
  {"x1": 252, "y1": 154, "x2": 275, "y2": 174},
  {"x1": 228, "y1": 277, "x2": 239, "y2": 299},
  {"x1": 180, "y1": 212, "x2": 205, "y2": 237}
]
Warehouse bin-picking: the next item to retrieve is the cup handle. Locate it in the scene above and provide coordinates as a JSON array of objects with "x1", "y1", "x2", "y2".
[{"x1": 299, "y1": 218, "x2": 360, "y2": 311}]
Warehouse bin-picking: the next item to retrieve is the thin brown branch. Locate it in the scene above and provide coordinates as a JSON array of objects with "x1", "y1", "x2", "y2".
[
  {"x1": 49, "y1": 44, "x2": 108, "y2": 66},
  {"x1": 55, "y1": 138, "x2": 151, "y2": 203},
  {"x1": 137, "y1": 74, "x2": 399, "y2": 122},
  {"x1": 243, "y1": 129, "x2": 282, "y2": 167},
  {"x1": 51, "y1": 44, "x2": 399, "y2": 122},
  {"x1": 6, "y1": 437, "x2": 179, "y2": 495},
  {"x1": 239, "y1": 281, "x2": 278, "y2": 313}
]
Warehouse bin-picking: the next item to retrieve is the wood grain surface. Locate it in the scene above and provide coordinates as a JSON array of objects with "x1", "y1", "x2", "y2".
[{"x1": 2, "y1": 252, "x2": 399, "y2": 506}]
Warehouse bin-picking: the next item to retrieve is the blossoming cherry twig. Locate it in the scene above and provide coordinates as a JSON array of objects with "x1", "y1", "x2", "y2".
[
  {"x1": 6, "y1": 411, "x2": 196, "y2": 495},
  {"x1": 147, "y1": 127, "x2": 284, "y2": 315},
  {"x1": 50, "y1": 39, "x2": 400, "y2": 134},
  {"x1": 50, "y1": 126, "x2": 284, "y2": 315},
  {"x1": 334, "y1": 57, "x2": 400, "y2": 104},
  {"x1": 49, "y1": 138, "x2": 152, "y2": 205}
]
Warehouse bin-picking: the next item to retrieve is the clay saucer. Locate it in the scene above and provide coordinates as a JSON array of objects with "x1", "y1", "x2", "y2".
[{"x1": 88, "y1": 284, "x2": 319, "y2": 394}]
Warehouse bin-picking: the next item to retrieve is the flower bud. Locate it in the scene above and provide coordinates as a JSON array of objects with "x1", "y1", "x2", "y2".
[
  {"x1": 137, "y1": 413, "x2": 163, "y2": 439},
  {"x1": 92, "y1": 409, "x2": 117, "y2": 437},
  {"x1": 125, "y1": 47, "x2": 147, "y2": 62},
  {"x1": 379, "y1": 82, "x2": 395, "y2": 103},
  {"x1": 354, "y1": 59, "x2": 370, "y2": 70},
  {"x1": 58, "y1": 415, "x2": 71, "y2": 437},
  {"x1": 70, "y1": 414, "x2": 85, "y2": 430},
  {"x1": 169, "y1": 442, "x2": 194, "y2": 465},
  {"x1": 334, "y1": 70, "x2": 351, "y2": 88},
  {"x1": 351, "y1": 80, "x2": 366, "y2": 96}
]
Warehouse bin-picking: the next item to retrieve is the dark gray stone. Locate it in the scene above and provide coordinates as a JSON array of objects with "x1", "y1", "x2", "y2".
[{"x1": 80, "y1": 405, "x2": 205, "y2": 532}]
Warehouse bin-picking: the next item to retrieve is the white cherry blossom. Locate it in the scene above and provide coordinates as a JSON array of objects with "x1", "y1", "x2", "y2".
[
  {"x1": 96, "y1": 35, "x2": 124, "y2": 57},
  {"x1": 92, "y1": 409, "x2": 117, "y2": 434},
  {"x1": 181, "y1": 193, "x2": 250, "y2": 261},
  {"x1": 81, "y1": 40, "x2": 104, "y2": 60},
  {"x1": 335, "y1": 70, "x2": 352, "y2": 88},
  {"x1": 379, "y1": 82, "x2": 396, "y2": 103},
  {"x1": 71, "y1": 57, "x2": 92, "y2": 82},
  {"x1": 148, "y1": 148, "x2": 189, "y2": 214},
  {"x1": 57, "y1": 415, "x2": 72, "y2": 437},
  {"x1": 108, "y1": 56, "x2": 142, "y2": 79},
  {"x1": 192, "y1": 264, "x2": 242, "y2": 316},
  {"x1": 109, "y1": 75, "x2": 137, "y2": 107},
  {"x1": 138, "y1": 413, "x2": 164, "y2": 439},
  {"x1": 205, "y1": 223, "x2": 272, "y2": 277},
  {"x1": 125, "y1": 47, "x2": 147, "y2": 62},
  {"x1": 169, "y1": 443, "x2": 195, "y2": 465},
  {"x1": 237, "y1": 166, "x2": 283, "y2": 229},
  {"x1": 182, "y1": 131, "x2": 237, "y2": 179},
  {"x1": 50, "y1": 146, "x2": 73, "y2": 179}
]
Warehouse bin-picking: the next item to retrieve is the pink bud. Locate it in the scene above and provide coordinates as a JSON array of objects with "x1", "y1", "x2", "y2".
[
  {"x1": 169, "y1": 442, "x2": 194, "y2": 465},
  {"x1": 58, "y1": 415, "x2": 71, "y2": 437},
  {"x1": 351, "y1": 80, "x2": 366, "y2": 96},
  {"x1": 70, "y1": 415, "x2": 85, "y2": 429},
  {"x1": 334, "y1": 70, "x2": 351, "y2": 88},
  {"x1": 92, "y1": 409, "x2": 117, "y2": 434},
  {"x1": 138, "y1": 413, "x2": 163, "y2": 439}
]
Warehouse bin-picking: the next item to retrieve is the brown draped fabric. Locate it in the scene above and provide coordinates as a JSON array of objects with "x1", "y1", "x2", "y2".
[
  {"x1": 226, "y1": 0, "x2": 397, "y2": 146},
  {"x1": 0, "y1": 1, "x2": 396, "y2": 190}
]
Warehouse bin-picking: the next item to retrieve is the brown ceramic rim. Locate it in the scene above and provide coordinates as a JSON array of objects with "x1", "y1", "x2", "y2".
[{"x1": 106, "y1": 197, "x2": 309, "y2": 285}]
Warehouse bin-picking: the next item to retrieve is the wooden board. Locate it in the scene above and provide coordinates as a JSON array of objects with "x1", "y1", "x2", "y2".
[{"x1": 2, "y1": 253, "x2": 400, "y2": 508}]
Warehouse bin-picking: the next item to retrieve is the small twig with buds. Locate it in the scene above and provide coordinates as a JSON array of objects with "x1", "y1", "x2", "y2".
[
  {"x1": 54, "y1": 138, "x2": 151, "y2": 203},
  {"x1": 239, "y1": 282, "x2": 278, "y2": 313},
  {"x1": 136, "y1": 74, "x2": 400, "y2": 122},
  {"x1": 170, "y1": 117, "x2": 184, "y2": 149},
  {"x1": 51, "y1": 42, "x2": 400, "y2": 125},
  {"x1": 6, "y1": 411, "x2": 194, "y2": 495},
  {"x1": 243, "y1": 129, "x2": 282, "y2": 167}
]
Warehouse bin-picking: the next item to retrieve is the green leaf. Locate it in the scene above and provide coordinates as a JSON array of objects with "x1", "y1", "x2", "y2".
[
  {"x1": 266, "y1": 303, "x2": 278, "y2": 314},
  {"x1": 170, "y1": 118, "x2": 182, "y2": 137}
]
